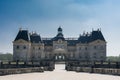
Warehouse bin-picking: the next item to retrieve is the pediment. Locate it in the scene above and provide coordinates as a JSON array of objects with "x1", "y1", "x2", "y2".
[
  {"x1": 89, "y1": 39, "x2": 106, "y2": 45},
  {"x1": 13, "y1": 39, "x2": 29, "y2": 43}
]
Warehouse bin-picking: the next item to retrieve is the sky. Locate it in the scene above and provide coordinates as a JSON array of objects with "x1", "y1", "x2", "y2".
[{"x1": 0, "y1": 0, "x2": 120, "y2": 56}]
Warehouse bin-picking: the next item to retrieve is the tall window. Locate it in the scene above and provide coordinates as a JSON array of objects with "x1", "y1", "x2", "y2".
[
  {"x1": 94, "y1": 53, "x2": 96, "y2": 55},
  {"x1": 85, "y1": 47, "x2": 87, "y2": 50},
  {"x1": 93, "y1": 53, "x2": 97, "y2": 58},
  {"x1": 73, "y1": 53, "x2": 75, "y2": 58},
  {"x1": 100, "y1": 46, "x2": 104, "y2": 50},
  {"x1": 16, "y1": 45, "x2": 19, "y2": 49},
  {"x1": 23, "y1": 46, "x2": 26, "y2": 49},
  {"x1": 33, "y1": 47, "x2": 35, "y2": 50},
  {"x1": 79, "y1": 47, "x2": 81, "y2": 50},
  {"x1": 94, "y1": 46, "x2": 97, "y2": 49}
]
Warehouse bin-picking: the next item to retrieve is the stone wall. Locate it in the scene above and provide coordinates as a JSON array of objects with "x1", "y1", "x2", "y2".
[
  {"x1": 75, "y1": 67, "x2": 120, "y2": 76},
  {"x1": 0, "y1": 61, "x2": 55, "y2": 75},
  {"x1": 65, "y1": 61, "x2": 120, "y2": 76},
  {"x1": 0, "y1": 67, "x2": 44, "y2": 76}
]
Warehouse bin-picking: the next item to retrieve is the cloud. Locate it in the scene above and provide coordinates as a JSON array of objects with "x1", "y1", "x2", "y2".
[{"x1": 0, "y1": 0, "x2": 120, "y2": 56}]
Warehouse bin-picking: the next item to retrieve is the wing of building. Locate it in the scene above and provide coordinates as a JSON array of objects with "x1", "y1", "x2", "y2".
[{"x1": 13, "y1": 27, "x2": 106, "y2": 61}]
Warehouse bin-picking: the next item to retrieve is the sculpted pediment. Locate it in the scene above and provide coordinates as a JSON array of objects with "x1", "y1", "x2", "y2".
[
  {"x1": 89, "y1": 39, "x2": 106, "y2": 45},
  {"x1": 13, "y1": 39, "x2": 29, "y2": 43}
]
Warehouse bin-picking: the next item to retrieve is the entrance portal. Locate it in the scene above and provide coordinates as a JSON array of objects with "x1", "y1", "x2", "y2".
[{"x1": 54, "y1": 54, "x2": 66, "y2": 61}]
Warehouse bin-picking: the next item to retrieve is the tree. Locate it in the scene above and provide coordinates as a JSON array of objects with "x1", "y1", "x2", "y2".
[{"x1": 0, "y1": 53, "x2": 13, "y2": 61}]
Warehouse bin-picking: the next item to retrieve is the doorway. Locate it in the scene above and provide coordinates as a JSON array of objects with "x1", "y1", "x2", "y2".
[{"x1": 54, "y1": 54, "x2": 66, "y2": 61}]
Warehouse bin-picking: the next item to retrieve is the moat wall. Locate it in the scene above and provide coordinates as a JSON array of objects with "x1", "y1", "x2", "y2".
[
  {"x1": 0, "y1": 67, "x2": 44, "y2": 75},
  {"x1": 66, "y1": 67, "x2": 120, "y2": 75},
  {"x1": 0, "y1": 61, "x2": 55, "y2": 75},
  {"x1": 65, "y1": 61, "x2": 120, "y2": 76}
]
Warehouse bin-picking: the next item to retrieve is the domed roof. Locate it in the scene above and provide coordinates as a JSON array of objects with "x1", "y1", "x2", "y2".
[{"x1": 58, "y1": 27, "x2": 62, "y2": 31}]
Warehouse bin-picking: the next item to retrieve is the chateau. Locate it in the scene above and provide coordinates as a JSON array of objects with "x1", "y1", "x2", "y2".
[{"x1": 13, "y1": 27, "x2": 106, "y2": 61}]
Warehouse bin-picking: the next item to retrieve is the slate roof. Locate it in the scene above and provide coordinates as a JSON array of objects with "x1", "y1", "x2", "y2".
[
  {"x1": 43, "y1": 40, "x2": 53, "y2": 46},
  {"x1": 14, "y1": 30, "x2": 30, "y2": 41},
  {"x1": 67, "y1": 40, "x2": 78, "y2": 46},
  {"x1": 14, "y1": 28, "x2": 105, "y2": 46},
  {"x1": 52, "y1": 33, "x2": 65, "y2": 41},
  {"x1": 78, "y1": 35, "x2": 90, "y2": 43},
  {"x1": 78, "y1": 30, "x2": 105, "y2": 43},
  {"x1": 30, "y1": 33, "x2": 42, "y2": 43},
  {"x1": 91, "y1": 31, "x2": 105, "y2": 41}
]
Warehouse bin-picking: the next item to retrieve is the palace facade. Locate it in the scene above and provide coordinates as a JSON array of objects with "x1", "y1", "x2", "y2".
[{"x1": 13, "y1": 27, "x2": 106, "y2": 61}]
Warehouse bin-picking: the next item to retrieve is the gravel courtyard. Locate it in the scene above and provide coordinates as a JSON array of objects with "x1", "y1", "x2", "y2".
[{"x1": 0, "y1": 64, "x2": 120, "y2": 80}]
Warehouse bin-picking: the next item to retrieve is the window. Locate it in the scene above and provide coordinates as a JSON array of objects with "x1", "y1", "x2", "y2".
[
  {"x1": 97, "y1": 41, "x2": 100, "y2": 43},
  {"x1": 58, "y1": 39, "x2": 62, "y2": 43},
  {"x1": 61, "y1": 45, "x2": 64, "y2": 49},
  {"x1": 16, "y1": 46, "x2": 19, "y2": 49},
  {"x1": 72, "y1": 53, "x2": 75, "y2": 58},
  {"x1": 100, "y1": 56, "x2": 104, "y2": 59},
  {"x1": 55, "y1": 45, "x2": 59, "y2": 49},
  {"x1": 93, "y1": 53, "x2": 97, "y2": 58},
  {"x1": 33, "y1": 47, "x2": 35, "y2": 50},
  {"x1": 23, "y1": 46, "x2": 26, "y2": 49},
  {"x1": 94, "y1": 46, "x2": 97, "y2": 49},
  {"x1": 79, "y1": 47, "x2": 81, "y2": 50},
  {"x1": 100, "y1": 46, "x2": 104, "y2": 50},
  {"x1": 79, "y1": 53, "x2": 81, "y2": 56},
  {"x1": 94, "y1": 56, "x2": 96, "y2": 58},
  {"x1": 85, "y1": 47, "x2": 87, "y2": 50},
  {"x1": 94, "y1": 53, "x2": 96, "y2": 56},
  {"x1": 79, "y1": 56, "x2": 81, "y2": 58},
  {"x1": 85, "y1": 56, "x2": 88, "y2": 59}
]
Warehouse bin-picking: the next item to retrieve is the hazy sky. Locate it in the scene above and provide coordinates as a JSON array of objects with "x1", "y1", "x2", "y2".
[{"x1": 0, "y1": 0, "x2": 120, "y2": 56}]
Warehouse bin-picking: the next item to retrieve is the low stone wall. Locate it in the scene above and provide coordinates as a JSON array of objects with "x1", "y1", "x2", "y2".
[
  {"x1": 65, "y1": 61, "x2": 120, "y2": 76},
  {"x1": 72, "y1": 67, "x2": 120, "y2": 76},
  {"x1": 0, "y1": 67, "x2": 44, "y2": 76},
  {"x1": 44, "y1": 66, "x2": 55, "y2": 71},
  {"x1": 0, "y1": 60, "x2": 55, "y2": 75},
  {"x1": 93, "y1": 68, "x2": 120, "y2": 75}
]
